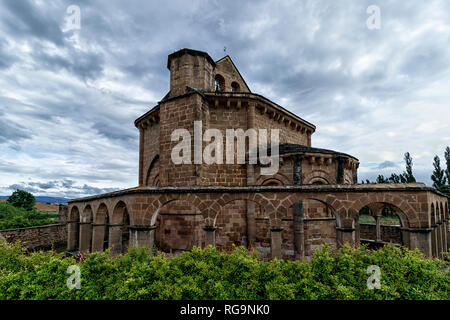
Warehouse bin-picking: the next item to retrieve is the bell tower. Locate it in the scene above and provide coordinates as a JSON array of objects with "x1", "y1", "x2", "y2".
[{"x1": 167, "y1": 48, "x2": 216, "y2": 97}]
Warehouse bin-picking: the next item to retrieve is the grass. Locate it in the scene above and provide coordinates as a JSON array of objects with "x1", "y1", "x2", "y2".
[
  {"x1": 359, "y1": 213, "x2": 401, "y2": 226},
  {"x1": 0, "y1": 202, "x2": 59, "y2": 230}
]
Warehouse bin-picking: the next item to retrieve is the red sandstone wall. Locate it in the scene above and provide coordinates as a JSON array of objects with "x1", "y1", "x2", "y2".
[{"x1": 0, "y1": 224, "x2": 67, "y2": 250}]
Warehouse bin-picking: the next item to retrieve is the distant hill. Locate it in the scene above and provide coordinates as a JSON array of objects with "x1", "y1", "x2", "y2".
[{"x1": 0, "y1": 196, "x2": 70, "y2": 204}]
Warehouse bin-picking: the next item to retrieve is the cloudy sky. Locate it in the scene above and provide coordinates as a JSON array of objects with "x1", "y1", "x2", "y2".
[{"x1": 0, "y1": 0, "x2": 449, "y2": 198}]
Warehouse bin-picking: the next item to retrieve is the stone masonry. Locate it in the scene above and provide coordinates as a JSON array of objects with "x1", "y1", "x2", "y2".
[{"x1": 68, "y1": 48, "x2": 449, "y2": 260}]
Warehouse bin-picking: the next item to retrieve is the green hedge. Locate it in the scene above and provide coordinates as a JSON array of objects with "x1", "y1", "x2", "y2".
[
  {"x1": 0, "y1": 202, "x2": 58, "y2": 230},
  {"x1": 0, "y1": 240, "x2": 448, "y2": 300}
]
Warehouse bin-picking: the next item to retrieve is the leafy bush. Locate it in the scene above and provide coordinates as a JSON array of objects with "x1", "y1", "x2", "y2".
[
  {"x1": 0, "y1": 202, "x2": 58, "y2": 230},
  {"x1": 0, "y1": 240, "x2": 448, "y2": 300},
  {"x1": 7, "y1": 190, "x2": 36, "y2": 211}
]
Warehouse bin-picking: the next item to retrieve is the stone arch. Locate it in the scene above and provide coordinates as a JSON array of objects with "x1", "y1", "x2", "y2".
[
  {"x1": 108, "y1": 201, "x2": 130, "y2": 254},
  {"x1": 206, "y1": 193, "x2": 275, "y2": 225},
  {"x1": 67, "y1": 206, "x2": 80, "y2": 251},
  {"x1": 79, "y1": 205, "x2": 93, "y2": 252},
  {"x1": 349, "y1": 194, "x2": 417, "y2": 228},
  {"x1": 145, "y1": 155, "x2": 160, "y2": 186},
  {"x1": 288, "y1": 198, "x2": 339, "y2": 259},
  {"x1": 143, "y1": 193, "x2": 206, "y2": 227},
  {"x1": 303, "y1": 170, "x2": 332, "y2": 185},
  {"x1": 231, "y1": 81, "x2": 240, "y2": 92},
  {"x1": 154, "y1": 199, "x2": 203, "y2": 253},
  {"x1": 256, "y1": 172, "x2": 289, "y2": 186},
  {"x1": 92, "y1": 203, "x2": 109, "y2": 252},
  {"x1": 214, "y1": 74, "x2": 225, "y2": 92}
]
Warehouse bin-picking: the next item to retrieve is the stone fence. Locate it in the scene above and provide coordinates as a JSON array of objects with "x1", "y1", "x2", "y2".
[
  {"x1": 0, "y1": 205, "x2": 68, "y2": 251},
  {"x1": 0, "y1": 223, "x2": 67, "y2": 251}
]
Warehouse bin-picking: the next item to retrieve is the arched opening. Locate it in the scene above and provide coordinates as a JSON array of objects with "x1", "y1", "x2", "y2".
[
  {"x1": 154, "y1": 200, "x2": 203, "y2": 256},
  {"x1": 109, "y1": 201, "x2": 130, "y2": 255},
  {"x1": 79, "y1": 205, "x2": 93, "y2": 253},
  {"x1": 262, "y1": 178, "x2": 283, "y2": 186},
  {"x1": 92, "y1": 203, "x2": 109, "y2": 252},
  {"x1": 231, "y1": 81, "x2": 240, "y2": 92},
  {"x1": 214, "y1": 74, "x2": 225, "y2": 92},
  {"x1": 67, "y1": 206, "x2": 80, "y2": 251},
  {"x1": 287, "y1": 199, "x2": 338, "y2": 261},
  {"x1": 145, "y1": 155, "x2": 160, "y2": 186},
  {"x1": 358, "y1": 202, "x2": 405, "y2": 248}
]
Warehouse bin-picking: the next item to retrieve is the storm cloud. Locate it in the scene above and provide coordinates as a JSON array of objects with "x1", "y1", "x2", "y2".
[{"x1": 0, "y1": 0, "x2": 449, "y2": 198}]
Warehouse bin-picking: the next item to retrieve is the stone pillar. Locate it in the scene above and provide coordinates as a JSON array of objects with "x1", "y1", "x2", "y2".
[
  {"x1": 270, "y1": 227, "x2": 283, "y2": 259},
  {"x1": 67, "y1": 220, "x2": 79, "y2": 251},
  {"x1": 247, "y1": 102, "x2": 256, "y2": 130},
  {"x1": 204, "y1": 226, "x2": 217, "y2": 247},
  {"x1": 375, "y1": 216, "x2": 382, "y2": 242},
  {"x1": 129, "y1": 226, "x2": 158, "y2": 252},
  {"x1": 409, "y1": 228, "x2": 432, "y2": 258},
  {"x1": 91, "y1": 224, "x2": 107, "y2": 252},
  {"x1": 292, "y1": 155, "x2": 304, "y2": 185},
  {"x1": 336, "y1": 227, "x2": 355, "y2": 246},
  {"x1": 78, "y1": 222, "x2": 92, "y2": 253},
  {"x1": 108, "y1": 224, "x2": 123, "y2": 255},
  {"x1": 437, "y1": 222, "x2": 443, "y2": 257},
  {"x1": 293, "y1": 201, "x2": 305, "y2": 260},
  {"x1": 443, "y1": 219, "x2": 449, "y2": 252},
  {"x1": 400, "y1": 228, "x2": 410, "y2": 249},
  {"x1": 431, "y1": 227, "x2": 437, "y2": 257},
  {"x1": 246, "y1": 202, "x2": 256, "y2": 249},
  {"x1": 336, "y1": 156, "x2": 348, "y2": 184}
]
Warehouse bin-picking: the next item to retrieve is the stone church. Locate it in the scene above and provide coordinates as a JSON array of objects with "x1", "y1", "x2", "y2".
[{"x1": 67, "y1": 48, "x2": 448, "y2": 260}]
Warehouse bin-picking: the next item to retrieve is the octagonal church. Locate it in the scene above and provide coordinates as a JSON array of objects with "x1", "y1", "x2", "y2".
[{"x1": 67, "y1": 48, "x2": 448, "y2": 260}]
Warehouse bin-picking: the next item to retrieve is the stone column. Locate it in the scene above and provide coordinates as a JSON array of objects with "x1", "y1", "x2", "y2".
[
  {"x1": 437, "y1": 222, "x2": 443, "y2": 258},
  {"x1": 204, "y1": 226, "x2": 217, "y2": 247},
  {"x1": 336, "y1": 227, "x2": 355, "y2": 246},
  {"x1": 129, "y1": 226, "x2": 158, "y2": 253},
  {"x1": 246, "y1": 202, "x2": 256, "y2": 249},
  {"x1": 91, "y1": 224, "x2": 107, "y2": 252},
  {"x1": 78, "y1": 222, "x2": 92, "y2": 253},
  {"x1": 375, "y1": 215, "x2": 382, "y2": 242},
  {"x1": 67, "y1": 220, "x2": 79, "y2": 251},
  {"x1": 409, "y1": 228, "x2": 432, "y2": 258},
  {"x1": 293, "y1": 201, "x2": 305, "y2": 260},
  {"x1": 270, "y1": 227, "x2": 283, "y2": 259},
  {"x1": 108, "y1": 224, "x2": 123, "y2": 255},
  {"x1": 400, "y1": 228, "x2": 410, "y2": 249},
  {"x1": 443, "y1": 218, "x2": 449, "y2": 252},
  {"x1": 292, "y1": 155, "x2": 305, "y2": 185},
  {"x1": 336, "y1": 156, "x2": 348, "y2": 184}
]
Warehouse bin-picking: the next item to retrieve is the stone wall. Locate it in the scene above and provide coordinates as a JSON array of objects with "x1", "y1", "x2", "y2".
[
  {"x1": 360, "y1": 223, "x2": 402, "y2": 244},
  {"x1": 0, "y1": 224, "x2": 67, "y2": 251}
]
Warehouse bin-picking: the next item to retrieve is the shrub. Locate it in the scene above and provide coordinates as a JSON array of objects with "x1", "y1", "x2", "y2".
[{"x1": 0, "y1": 240, "x2": 448, "y2": 300}]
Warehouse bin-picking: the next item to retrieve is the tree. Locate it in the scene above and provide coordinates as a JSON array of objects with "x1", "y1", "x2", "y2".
[
  {"x1": 402, "y1": 152, "x2": 416, "y2": 183},
  {"x1": 445, "y1": 146, "x2": 450, "y2": 184},
  {"x1": 431, "y1": 156, "x2": 446, "y2": 189},
  {"x1": 7, "y1": 190, "x2": 36, "y2": 211}
]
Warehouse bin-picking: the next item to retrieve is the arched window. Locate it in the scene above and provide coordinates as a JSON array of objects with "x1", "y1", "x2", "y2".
[
  {"x1": 214, "y1": 74, "x2": 225, "y2": 92},
  {"x1": 231, "y1": 81, "x2": 240, "y2": 92}
]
